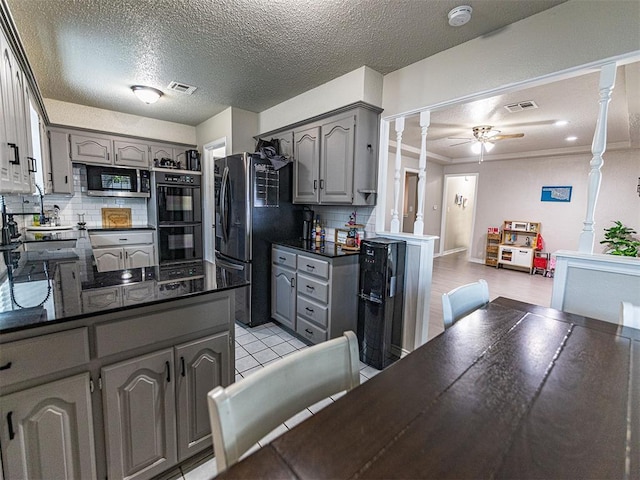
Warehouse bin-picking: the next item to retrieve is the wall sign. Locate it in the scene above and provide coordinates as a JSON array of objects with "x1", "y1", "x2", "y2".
[{"x1": 541, "y1": 186, "x2": 572, "y2": 202}]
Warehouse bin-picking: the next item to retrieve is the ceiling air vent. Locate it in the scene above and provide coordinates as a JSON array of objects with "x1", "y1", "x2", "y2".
[
  {"x1": 167, "y1": 81, "x2": 197, "y2": 95},
  {"x1": 504, "y1": 100, "x2": 539, "y2": 113}
]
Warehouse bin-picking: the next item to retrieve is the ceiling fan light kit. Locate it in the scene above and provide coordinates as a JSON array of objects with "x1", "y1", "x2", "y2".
[{"x1": 448, "y1": 6, "x2": 472, "y2": 27}]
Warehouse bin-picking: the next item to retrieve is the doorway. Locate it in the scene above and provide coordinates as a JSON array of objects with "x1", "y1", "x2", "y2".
[
  {"x1": 402, "y1": 169, "x2": 419, "y2": 233},
  {"x1": 202, "y1": 138, "x2": 227, "y2": 262},
  {"x1": 439, "y1": 173, "x2": 478, "y2": 257}
]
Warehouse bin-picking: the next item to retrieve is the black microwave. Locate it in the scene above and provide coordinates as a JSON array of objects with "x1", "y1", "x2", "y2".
[{"x1": 86, "y1": 165, "x2": 151, "y2": 198}]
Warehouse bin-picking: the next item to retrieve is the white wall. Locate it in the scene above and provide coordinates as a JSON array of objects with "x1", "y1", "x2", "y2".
[
  {"x1": 381, "y1": 0, "x2": 640, "y2": 118},
  {"x1": 443, "y1": 150, "x2": 640, "y2": 261},
  {"x1": 195, "y1": 108, "x2": 232, "y2": 155},
  {"x1": 44, "y1": 99, "x2": 197, "y2": 145},
  {"x1": 443, "y1": 175, "x2": 476, "y2": 252},
  {"x1": 258, "y1": 66, "x2": 383, "y2": 134},
  {"x1": 195, "y1": 107, "x2": 258, "y2": 155}
]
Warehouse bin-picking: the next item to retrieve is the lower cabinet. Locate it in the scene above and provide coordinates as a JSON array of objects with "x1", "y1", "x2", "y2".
[
  {"x1": 271, "y1": 245, "x2": 358, "y2": 343},
  {"x1": 93, "y1": 244, "x2": 155, "y2": 272},
  {"x1": 0, "y1": 373, "x2": 97, "y2": 479},
  {"x1": 81, "y1": 281, "x2": 157, "y2": 313},
  {"x1": 101, "y1": 332, "x2": 230, "y2": 480},
  {"x1": 498, "y1": 245, "x2": 534, "y2": 272}
]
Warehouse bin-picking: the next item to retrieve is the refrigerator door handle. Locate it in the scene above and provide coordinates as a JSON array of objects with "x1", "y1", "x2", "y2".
[
  {"x1": 216, "y1": 257, "x2": 245, "y2": 271},
  {"x1": 220, "y1": 165, "x2": 230, "y2": 243}
]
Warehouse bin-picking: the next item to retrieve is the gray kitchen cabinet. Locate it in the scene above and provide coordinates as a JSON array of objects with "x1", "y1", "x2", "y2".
[
  {"x1": 90, "y1": 230, "x2": 156, "y2": 272},
  {"x1": 0, "y1": 373, "x2": 97, "y2": 480},
  {"x1": 289, "y1": 103, "x2": 381, "y2": 205},
  {"x1": 271, "y1": 245, "x2": 358, "y2": 343},
  {"x1": 175, "y1": 333, "x2": 230, "y2": 461},
  {"x1": 46, "y1": 126, "x2": 74, "y2": 194},
  {"x1": 276, "y1": 130, "x2": 294, "y2": 158},
  {"x1": 82, "y1": 285, "x2": 120, "y2": 313},
  {"x1": 122, "y1": 280, "x2": 156, "y2": 306},
  {"x1": 292, "y1": 125, "x2": 320, "y2": 204},
  {"x1": 150, "y1": 143, "x2": 188, "y2": 168},
  {"x1": 102, "y1": 348, "x2": 177, "y2": 480},
  {"x1": 1, "y1": 28, "x2": 34, "y2": 194},
  {"x1": 53, "y1": 260, "x2": 82, "y2": 317},
  {"x1": 114, "y1": 139, "x2": 150, "y2": 167},
  {"x1": 271, "y1": 255, "x2": 297, "y2": 331},
  {"x1": 69, "y1": 132, "x2": 112, "y2": 165}
]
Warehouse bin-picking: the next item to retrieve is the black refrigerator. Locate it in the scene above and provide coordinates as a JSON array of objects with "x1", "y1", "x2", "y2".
[
  {"x1": 214, "y1": 153, "x2": 299, "y2": 327},
  {"x1": 357, "y1": 238, "x2": 406, "y2": 369}
]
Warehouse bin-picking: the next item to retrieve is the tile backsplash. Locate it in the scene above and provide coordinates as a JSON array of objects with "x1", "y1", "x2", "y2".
[{"x1": 2, "y1": 165, "x2": 147, "y2": 231}]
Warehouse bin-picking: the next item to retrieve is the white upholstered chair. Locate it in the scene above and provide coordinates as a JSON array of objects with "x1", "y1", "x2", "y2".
[
  {"x1": 442, "y1": 279, "x2": 490, "y2": 329},
  {"x1": 620, "y1": 301, "x2": 640, "y2": 330},
  {"x1": 207, "y1": 330, "x2": 360, "y2": 472}
]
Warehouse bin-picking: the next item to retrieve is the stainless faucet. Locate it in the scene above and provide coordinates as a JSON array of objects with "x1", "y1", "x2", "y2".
[{"x1": 35, "y1": 184, "x2": 47, "y2": 225}]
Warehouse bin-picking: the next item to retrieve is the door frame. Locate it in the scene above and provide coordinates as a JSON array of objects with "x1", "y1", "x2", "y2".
[
  {"x1": 202, "y1": 138, "x2": 227, "y2": 263},
  {"x1": 401, "y1": 167, "x2": 419, "y2": 233},
  {"x1": 439, "y1": 173, "x2": 478, "y2": 259}
]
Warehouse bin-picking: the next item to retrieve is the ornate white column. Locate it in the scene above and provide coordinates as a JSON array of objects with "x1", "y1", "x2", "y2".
[
  {"x1": 413, "y1": 111, "x2": 430, "y2": 235},
  {"x1": 390, "y1": 117, "x2": 405, "y2": 233},
  {"x1": 578, "y1": 63, "x2": 617, "y2": 253}
]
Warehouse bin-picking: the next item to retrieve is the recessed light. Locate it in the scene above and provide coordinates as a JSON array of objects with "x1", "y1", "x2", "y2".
[
  {"x1": 566, "y1": 136, "x2": 578, "y2": 142},
  {"x1": 554, "y1": 120, "x2": 569, "y2": 126}
]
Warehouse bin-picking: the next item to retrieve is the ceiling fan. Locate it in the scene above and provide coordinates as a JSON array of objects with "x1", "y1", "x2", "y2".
[{"x1": 449, "y1": 125, "x2": 524, "y2": 162}]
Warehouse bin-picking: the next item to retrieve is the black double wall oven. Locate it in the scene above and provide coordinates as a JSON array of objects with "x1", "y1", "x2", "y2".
[{"x1": 149, "y1": 170, "x2": 203, "y2": 266}]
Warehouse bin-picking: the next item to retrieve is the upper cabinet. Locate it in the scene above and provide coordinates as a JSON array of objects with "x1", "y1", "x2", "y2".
[
  {"x1": 0, "y1": 28, "x2": 34, "y2": 194},
  {"x1": 269, "y1": 103, "x2": 381, "y2": 206},
  {"x1": 69, "y1": 133, "x2": 150, "y2": 168}
]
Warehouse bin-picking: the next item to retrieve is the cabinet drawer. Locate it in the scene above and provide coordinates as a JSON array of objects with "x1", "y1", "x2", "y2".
[
  {"x1": 272, "y1": 247, "x2": 296, "y2": 269},
  {"x1": 0, "y1": 328, "x2": 90, "y2": 388},
  {"x1": 297, "y1": 273, "x2": 329, "y2": 304},
  {"x1": 90, "y1": 231, "x2": 154, "y2": 247},
  {"x1": 297, "y1": 255, "x2": 329, "y2": 280},
  {"x1": 296, "y1": 295, "x2": 328, "y2": 328},
  {"x1": 296, "y1": 316, "x2": 327, "y2": 345}
]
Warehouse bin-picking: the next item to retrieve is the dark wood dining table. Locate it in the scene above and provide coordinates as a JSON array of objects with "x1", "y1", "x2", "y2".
[{"x1": 217, "y1": 297, "x2": 640, "y2": 479}]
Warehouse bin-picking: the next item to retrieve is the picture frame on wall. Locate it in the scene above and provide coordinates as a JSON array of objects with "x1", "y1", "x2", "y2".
[{"x1": 541, "y1": 186, "x2": 572, "y2": 202}]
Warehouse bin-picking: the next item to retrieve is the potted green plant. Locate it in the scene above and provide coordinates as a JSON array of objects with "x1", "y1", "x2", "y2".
[{"x1": 600, "y1": 221, "x2": 640, "y2": 257}]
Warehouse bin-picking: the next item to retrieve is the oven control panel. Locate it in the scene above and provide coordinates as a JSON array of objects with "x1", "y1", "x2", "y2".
[{"x1": 159, "y1": 173, "x2": 200, "y2": 186}]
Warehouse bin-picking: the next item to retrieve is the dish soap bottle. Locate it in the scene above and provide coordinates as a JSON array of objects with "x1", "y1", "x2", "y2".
[{"x1": 315, "y1": 216, "x2": 322, "y2": 245}]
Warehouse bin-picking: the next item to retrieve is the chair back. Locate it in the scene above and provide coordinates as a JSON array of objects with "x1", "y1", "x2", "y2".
[
  {"x1": 620, "y1": 301, "x2": 640, "y2": 330},
  {"x1": 208, "y1": 330, "x2": 360, "y2": 472},
  {"x1": 442, "y1": 279, "x2": 490, "y2": 329}
]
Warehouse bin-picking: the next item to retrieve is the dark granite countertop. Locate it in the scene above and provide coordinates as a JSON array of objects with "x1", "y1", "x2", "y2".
[
  {"x1": 273, "y1": 239, "x2": 360, "y2": 258},
  {"x1": 0, "y1": 230, "x2": 248, "y2": 334}
]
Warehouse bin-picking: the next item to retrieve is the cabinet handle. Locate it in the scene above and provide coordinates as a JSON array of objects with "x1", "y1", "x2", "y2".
[
  {"x1": 8, "y1": 143, "x2": 19, "y2": 165},
  {"x1": 306, "y1": 265, "x2": 315, "y2": 270},
  {"x1": 180, "y1": 357, "x2": 186, "y2": 377},
  {"x1": 119, "y1": 251, "x2": 123, "y2": 259},
  {"x1": 319, "y1": 179, "x2": 324, "y2": 190},
  {"x1": 0, "y1": 361, "x2": 12, "y2": 371},
  {"x1": 278, "y1": 256, "x2": 286, "y2": 261},
  {"x1": 165, "y1": 361, "x2": 171, "y2": 383},
  {"x1": 65, "y1": 175, "x2": 68, "y2": 184},
  {"x1": 305, "y1": 328, "x2": 314, "y2": 335},
  {"x1": 27, "y1": 157, "x2": 37, "y2": 173},
  {"x1": 305, "y1": 307, "x2": 314, "y2": 313},
  {"x1": 291, "y1": 277, "x2": 296, "y2": 288},
  {"x1": 306, "y1": 285, "x2": 314, "y2": 291},
  {"x1": 7, "y1": 411, "x2": 15, "y2": 440},
  {"x1": 313, "y1": 180, "x2": 317, "y2": 191}
]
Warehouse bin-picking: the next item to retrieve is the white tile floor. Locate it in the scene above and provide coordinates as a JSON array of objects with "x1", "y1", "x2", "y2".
[{"x1": 179, "y1": 321, "x2": 381, "y2": 480}]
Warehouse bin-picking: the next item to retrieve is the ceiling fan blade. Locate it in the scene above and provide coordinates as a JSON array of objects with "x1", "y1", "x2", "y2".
[{"x1": 492, "y1": 133, "x2": 525, "y2": 141}]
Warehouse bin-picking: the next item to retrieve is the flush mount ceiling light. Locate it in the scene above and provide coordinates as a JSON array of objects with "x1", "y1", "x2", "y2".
[
  {"x1": 448, "y1": 5, "x2": 472, "y2": 27},
  {"x1": 131, "y1": 85, "x2": 163, "y2": 104}
]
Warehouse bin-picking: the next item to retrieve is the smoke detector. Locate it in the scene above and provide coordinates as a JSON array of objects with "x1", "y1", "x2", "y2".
[{"x1": 448, "y1": 5, "x2": 473, "y2": 27}]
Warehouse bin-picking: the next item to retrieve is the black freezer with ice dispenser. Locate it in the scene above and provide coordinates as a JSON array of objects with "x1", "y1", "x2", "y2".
[{"x1": 357, "y1": 238, "x2": 406, "y2": 369}]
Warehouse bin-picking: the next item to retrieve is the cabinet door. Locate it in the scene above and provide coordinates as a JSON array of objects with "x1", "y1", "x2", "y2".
[
  {"x1": 102, "y1": 349, "x2": 177, "y2": 480},
  {"x1": 94, "y1": 247, "x2": 124, "y2": 272},
  {"x1": 319, "y1": 114, "x2": 355, "y2": 203},
  {"x1": 122, "y1": 281, "x2": 156, "y2": 306},
  {"x1": 150, "y1": 143, "x2": 174, "y2": 165},
  {"x1": 124, "y1": 244, "x2": 155, "y2": 269},
  {"x1": 293, "y1": 125, "x2": 320, "y2": 203},
  {"x1": 0, "y1": 33, "x2": 16, "y2": 192},
  {"x1": 175, "y1": 333, "x2": 230, "y2": 462},
  {"x1": 70, "y1": 133, "x2": 111, "y2": 164},
  {"x1": 14, "y1": 64, "x2": 33, "y2": 192},
  {"x1": 47, "y1": 129, "x2": 74, "y2": 194},
  {"x1": 275, "y1": 130, "x2": 294, "y2": 158},
  {"x1": 271, "y1": 264, "x2": 296, "y2": 330},
  {"x1": 0, "y1": 373, "x2": 97, "y2": 480},
  {"x1": 54, "y1": 260, "x2": 82, "y2": 316},
  {"x1": 114, "y1": 140, "x2": 150, "y2": 167},
  {"x1": 81, "y1": 286, "x2": 121, "y2": 313},
  {"x1": 174, "y1": 149, "x2": 187, "y2": 168}
]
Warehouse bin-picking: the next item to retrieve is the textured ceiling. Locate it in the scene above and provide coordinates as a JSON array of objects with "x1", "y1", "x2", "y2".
[{"x1": 6, "y1": 0, "x2": 567, "y2": 126}]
